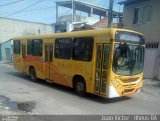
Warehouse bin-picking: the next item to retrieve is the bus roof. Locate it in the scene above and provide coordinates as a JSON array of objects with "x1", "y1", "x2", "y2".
[{"x1": 13, "y1": 28, "x2": 144, "y2": 40}]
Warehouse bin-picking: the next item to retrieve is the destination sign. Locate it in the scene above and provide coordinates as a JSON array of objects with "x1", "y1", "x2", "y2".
[{"x1": 115, "y1": 31, "x2": 145, "y2": 44}]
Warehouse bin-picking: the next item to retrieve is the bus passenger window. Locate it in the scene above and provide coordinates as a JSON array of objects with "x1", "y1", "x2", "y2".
[
  {"x1": 27, "y1": 40, "x2": 32, "y2": 55},
  {"x1": 72, "y1": 37, "x2": 93, "y2": 61},
  {"x1": 55, "y1": 38, "x2": 72, "y2": 59},
  {"x1": 14, "y1": 40, "x2": 20, "y2": 54},
  {"x1": 27, "y1": 39, "x2": 43, "y2": 56},
  {"x1": 32, "y1": 39, "x2": 43, "y2": 56}
]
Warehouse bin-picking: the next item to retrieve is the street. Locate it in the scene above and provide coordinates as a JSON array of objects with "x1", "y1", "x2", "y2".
[{"x1": 0, "y1": 63, "x2": 160, "y2": 115}]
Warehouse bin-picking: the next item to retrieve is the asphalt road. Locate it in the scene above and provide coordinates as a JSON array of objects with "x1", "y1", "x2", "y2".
[{"x1": 0, "y1": 63, "x2": 160, "y2": 115}]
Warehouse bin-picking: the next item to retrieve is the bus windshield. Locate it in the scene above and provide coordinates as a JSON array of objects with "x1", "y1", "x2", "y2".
[{"x1": 113, "y1": 43, "x2": 145, "y2": 76}]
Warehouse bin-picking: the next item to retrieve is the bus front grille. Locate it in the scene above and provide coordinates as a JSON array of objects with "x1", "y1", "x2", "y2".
[
  {"x1": 120, "y1": 77, "x2": 139, "y2": 83},
  {"x1": 124, "y1": 89, "x2": 134, "y2": 93}
]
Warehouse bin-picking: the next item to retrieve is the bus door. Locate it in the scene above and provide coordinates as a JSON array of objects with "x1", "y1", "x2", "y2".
[
  {"x1": 22, "y1": 44, "x2": 26, "y2": 72},
  {"x1": 44, "y1": 44, "x2": 53, "y2": 80},
  {"x1": 94, "y1": 44, "x2": 111, "y2": 95}
]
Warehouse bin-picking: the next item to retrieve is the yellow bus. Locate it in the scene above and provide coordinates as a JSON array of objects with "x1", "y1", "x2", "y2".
[{"x1": 13, "y1": 28, "x2": 145, "y2": 98}]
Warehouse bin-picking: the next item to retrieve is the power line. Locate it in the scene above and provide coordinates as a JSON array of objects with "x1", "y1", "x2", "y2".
[
  {"x1": 3, "y1": 6, "x2": 56, "y2": 18},
  {"x1": 23, "y1": 6, "x2": 55, "y2": 12},
  {"x1": 1, "y1": 6, "x2": 55, "y2": 15},
  {"x1": 0, "y1": 0, "x2": 25, "y2": 7},
  {"x1": 4, "y1": 0, "x2": 44, "y2": 17},
  {"x1": 10, "y1": 6, "x2": 70, "y2": 19},
  {"x1": 11, "y1": 6, "x2": 55, "y2": 15},
  {"x1": 12, "y1": 9, "x2": 55, "y2": 18}
]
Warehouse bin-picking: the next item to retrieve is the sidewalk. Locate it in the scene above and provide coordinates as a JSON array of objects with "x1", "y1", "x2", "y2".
[
  {"x1": 140, "y1": 79, "x2": 160, "y2": 97},
  {"x1": 0, "y1": 61, "x2": 13, "y2": 65}
]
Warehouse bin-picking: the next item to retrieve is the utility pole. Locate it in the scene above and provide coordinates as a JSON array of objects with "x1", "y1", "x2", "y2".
[
  {"x1": 108, "y1": 0, "x2": 114, "y2": 28},
  {"x1": 72, "y1": 0, "x2": 75, "y2": 22}
]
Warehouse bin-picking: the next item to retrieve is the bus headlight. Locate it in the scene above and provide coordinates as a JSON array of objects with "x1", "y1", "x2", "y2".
[{"x1": 111, "y1": 80, "x2": 121, "y2": 88}]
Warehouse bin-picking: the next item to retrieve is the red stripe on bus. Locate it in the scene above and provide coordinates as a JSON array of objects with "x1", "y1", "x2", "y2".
[{"x1": 25, "y1": 56, "x2": 40, "y2": 62}]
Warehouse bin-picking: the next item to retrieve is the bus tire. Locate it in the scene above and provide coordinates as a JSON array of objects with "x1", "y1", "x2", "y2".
[
  {"x1": 29, "y1": 67, "x2": 37, "y2": 81},
  {"x1": 73, "y1": 77, "x2": 86, "y2": 96}
]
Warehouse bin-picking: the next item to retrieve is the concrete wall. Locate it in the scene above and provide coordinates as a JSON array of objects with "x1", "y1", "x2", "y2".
[
  {"x1": 0, "y1": 44, "x2": 1, "y2": 61},
  {"x1": 123, "y1": 0, "x2": 160, "y2": 79},
  {"x1": 123, "y1": 0, "x2": 160, "y2": 43},
  {"x1": 57, "y1": 14, "x2": 99, "y2": 25},
  {"x1": 0, "y1": 17, "x2": 53, "y2": 43},
  {"x1": 0, "y1": 40, "x2": 13, "y2": 63}
]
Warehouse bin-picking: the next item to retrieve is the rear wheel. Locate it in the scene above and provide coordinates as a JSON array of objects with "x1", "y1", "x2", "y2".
[
  {"x1": 29, "y1": 67, "x2": 37, "y2": 81},
  {"x1": 74, "y1": 78, "x2": 86, "y2": 96}
]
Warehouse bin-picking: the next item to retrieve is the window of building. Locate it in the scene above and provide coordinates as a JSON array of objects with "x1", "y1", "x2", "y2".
[
  {"x1": 72, "y1": 37, "x2": 93, "y2": 61},
  {"x1": 133, "y1": 7, "x2": 143, "y2": 24},
  {"x1": 142, "y1": 5, "x2": 152, "y2": 23},
  {"x1": 55, "y1": 38, "x2": 72, "y2": 59},
  {"x1": 146, "y1": 42, "x2": 159, "y2": 49},
  {"x1": 133, "y1": 5, "x2": 152, "y2": 24},
  {"x1": 27, "y1": 39, "x2": 43, "y2": 56},
  {"x1": 14, "y1": 40, "x2": 20, "y2": 54},
  {"x1": 55, "y1": 25, "x2": 67, "y2": 33}
]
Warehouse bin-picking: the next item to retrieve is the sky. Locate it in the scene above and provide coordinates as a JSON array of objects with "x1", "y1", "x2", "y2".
[{"x1": 0, "y1": 0, "x2": 124, "y2": 24}]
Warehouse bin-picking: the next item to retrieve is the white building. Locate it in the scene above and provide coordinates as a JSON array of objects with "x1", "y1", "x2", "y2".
[
  {"x1": 0, "y1": 17, "x2": 53, "y2": 43},
  {"x1": 0, "y1": 17, "x2": 53, "y2": 63},
  {"x1": 52, "y1": 1, "x2": 123, "y2": 33}
]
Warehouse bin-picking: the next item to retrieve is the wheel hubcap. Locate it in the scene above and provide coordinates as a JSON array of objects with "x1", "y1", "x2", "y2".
[
  {"x1": 30, "y1": 70, "x2": 35, "y2": 80},
  {"x1": 77, "y1": 82, "x2": 84, "y2": 92}
]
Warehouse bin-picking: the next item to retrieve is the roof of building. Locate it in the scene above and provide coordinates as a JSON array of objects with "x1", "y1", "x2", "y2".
[
  {"x1": 56, "y1": 0, "x2": 123, "y2": 18},
  {"x1": 93, "y1": 18, "x2": 123, "y2": 28},
  {"x1": 71, "y1": 18, "x2": 123, "y2": 31},
  {"x1": 72, "y1": 24, "x2": 95, "y2": 31},
  {"x1": 93, "y1": 18, "x2": 108, "y2": 28},
  {"x1": 119, "y1": 0, "x2": 150, "y2": 5},
  {"x1": 0, "y1": 39, "x2": 12, "y2": 45},
  {"x1": 0, "y1": 17, "x2": 51, "y2": 25}
]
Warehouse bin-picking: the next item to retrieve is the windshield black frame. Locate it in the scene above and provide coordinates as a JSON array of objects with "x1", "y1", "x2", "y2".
[{"x1": 112, "y1": 43, "x2": 145, "y2": 76}]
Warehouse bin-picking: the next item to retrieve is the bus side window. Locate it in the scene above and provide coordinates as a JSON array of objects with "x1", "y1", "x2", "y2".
[
  {"x1": 27, "y1": 40, "x2": 32, "y2": 55},
  {"x1": 27, "y1": 39, "x2": 43, "y2": 56},
  {"x1": 14, "y1": 40, "x2": 20, "y2": 54},
  {"x1": 32, "y1": 39, "x2": 43, "y2": 56},
  {"x1": 72, "y1": 37, "x2": 93, "y2": 61},
  {"x1": 55, "y1": 38, "x2": 72, "y2": 59}
]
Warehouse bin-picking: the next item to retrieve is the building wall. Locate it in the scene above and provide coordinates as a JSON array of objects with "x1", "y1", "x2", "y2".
[
  {"x1": 0, "y1": 40, "x2": 13, "y2": 63},
  {"x1": 0, "y1": 44, "x2": 1, "y2": 61},
  {"x1": 123, "y1": 0, "x2": 160, "y2": 80},
  {"x1": 0, "y1": 17, "x2": 53, "y2": 43},
  {"x1": 53, "y1": 14, "x2": 100, "y2": 33},
  {"x1": 123, "y1": 0, "x2": 160, "y2": 43},
  {"x1": 0, "y1": 17, "x2": 53, "y2": 63},
  {"x1": 57, "y1": 14, "x2": 99, "y2": 25}
]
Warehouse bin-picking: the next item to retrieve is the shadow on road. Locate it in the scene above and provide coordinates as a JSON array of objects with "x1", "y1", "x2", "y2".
[
  {"x1": 6, "y1": 71, "x2": 131, "y2": 104},
  {"x1": 85, "y1": 94, "x2": 131, "y2": 104},
  {"x1": 6, "y1": 71, "x2": 74, "y2": 93}
]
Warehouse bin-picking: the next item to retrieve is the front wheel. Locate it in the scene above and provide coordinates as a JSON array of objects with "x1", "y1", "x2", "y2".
[
  {"x1": 74, "y1": 78, "x2": 86, "y2": 96},
  {"x1": 29, "y1": 67, "x2": 37, "y2": 81}
]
